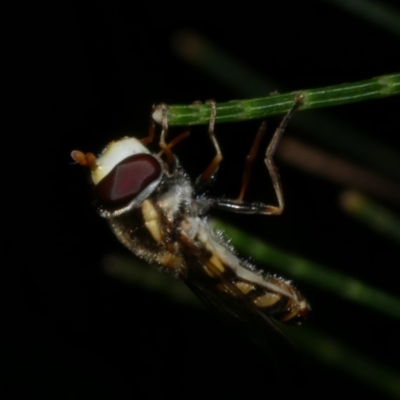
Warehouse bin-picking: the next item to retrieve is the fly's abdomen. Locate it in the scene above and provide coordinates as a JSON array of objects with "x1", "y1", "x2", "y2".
[
  {"x1": 211, "y1": 276, "x2": 309, "y2": 324},
  {"x1": 190, "y1": 222, "x2": 311, "y2": 324},
  {"x1": 230, "y1": 276, "x2": 310, "y2": 323}
]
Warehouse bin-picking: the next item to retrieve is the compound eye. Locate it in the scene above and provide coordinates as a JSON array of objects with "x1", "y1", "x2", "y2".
[{"x1": 95, "y1": 154, "x2": 161, "y2": 210}]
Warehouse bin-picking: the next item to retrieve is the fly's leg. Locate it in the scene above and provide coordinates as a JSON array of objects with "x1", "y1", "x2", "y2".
[
  {"x1": 237, "y1": 121, "x2": 267, "y2": 202},
  {"x1": 213, "y1": 95, "x2": 303, "y2": 215},
  {"x1": 194, "y1": 100, "x2": 223, "y2": 191},
  {"x1": 140, "y1": 108, "x2": 156, "y2": 146},
  {"x1": 157, "y1": 130, "x2": 191, "y2": 159},
  {"x1": 157, "y1": 103, "x2": 192, "y2": 170},
  {"x1": 152, "y1": 103, "x2": 191, "y2": 151},
  {"x1": 166, "y1": 130, "x2": 191, "y2": 150},
  {"x1": 158, "y1": 103, "x2": 177, "y2": 169}
]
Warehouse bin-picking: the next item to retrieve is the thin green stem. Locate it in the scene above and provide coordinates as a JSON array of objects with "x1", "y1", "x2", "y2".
[
  {"x1": 340, "y1": 191, "x2": 400, "y2": 243},
  {"x1": 152, "y1": 73, "x2": 400, "y2": 126},
  {"x1": 322, "y1": 0, "x2": 400, "y2": 37},
  {"x1": 289, "y1": 327, "x2": 400, "y2": 398}
]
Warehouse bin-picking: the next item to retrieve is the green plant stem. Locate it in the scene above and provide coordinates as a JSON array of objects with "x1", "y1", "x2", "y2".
[
  {"x1": 290, "y1": 327, "x2": 400, "y2": 398},
  {"x1": 322, "y1": 0, "x2": 400, "y2": 37},
  {"x1": 340, "y1": 191, "x2": 400, "y2": 243},
  {"x1": 152, "y1": 73, "x2": 400, "y2": 126}
]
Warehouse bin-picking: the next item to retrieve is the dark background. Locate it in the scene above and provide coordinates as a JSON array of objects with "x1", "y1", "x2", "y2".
[{"x1": 8, "y1": 1, "x2": 400, "y2": 399}]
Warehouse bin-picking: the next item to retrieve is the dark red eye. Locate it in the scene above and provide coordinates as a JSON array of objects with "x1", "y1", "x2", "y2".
[{"x1": 95, "y1": 154, "x2": 161, "y2": 210}]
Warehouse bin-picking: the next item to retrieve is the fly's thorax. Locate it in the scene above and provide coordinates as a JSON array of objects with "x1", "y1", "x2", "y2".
[{"x1": 155, "y1": 169, "x2": 194, "y2": 223}]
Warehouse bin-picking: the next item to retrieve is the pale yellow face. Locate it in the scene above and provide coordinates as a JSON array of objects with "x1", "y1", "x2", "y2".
[{"x1": 92, "y1": 137, "x2": 150, "y2": 185}]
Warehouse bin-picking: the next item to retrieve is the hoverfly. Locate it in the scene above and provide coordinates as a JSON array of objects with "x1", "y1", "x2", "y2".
[{"x1": 71, "y1": 97, "x2": 310, "y2": 339}]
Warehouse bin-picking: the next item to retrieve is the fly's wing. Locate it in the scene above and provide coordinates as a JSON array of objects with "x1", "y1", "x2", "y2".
[{"x1": 178, "y1": 237, "x2": 311, "y2": 389}]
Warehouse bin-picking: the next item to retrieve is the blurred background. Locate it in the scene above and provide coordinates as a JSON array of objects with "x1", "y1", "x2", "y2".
[{"x1": 9, "y1": 0, "x2": 400, "y2": 398}]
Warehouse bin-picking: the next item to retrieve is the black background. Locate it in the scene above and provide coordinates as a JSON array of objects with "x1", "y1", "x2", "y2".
[{"x1": 8, "y1": 1, "x2": 400, "y2": 399}]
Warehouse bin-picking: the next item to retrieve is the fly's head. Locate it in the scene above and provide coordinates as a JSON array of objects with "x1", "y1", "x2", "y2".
[{"x1": 71, "y1": 137, "x2": 164, "y2": 219}]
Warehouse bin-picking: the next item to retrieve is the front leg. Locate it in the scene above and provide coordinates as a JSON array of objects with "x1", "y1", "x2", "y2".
[{"x1": 194, "y1": 100, "x2": 224, "y2": 191}]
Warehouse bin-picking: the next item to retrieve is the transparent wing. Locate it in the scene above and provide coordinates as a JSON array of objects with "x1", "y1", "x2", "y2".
[{"x1": 177, "y1": 235, "x2": 312, "y2": 391}]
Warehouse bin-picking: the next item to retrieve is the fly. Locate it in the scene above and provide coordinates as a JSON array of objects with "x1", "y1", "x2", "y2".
[{"x1": 71, "y1": 97, "x2": 310, "y2": 336}]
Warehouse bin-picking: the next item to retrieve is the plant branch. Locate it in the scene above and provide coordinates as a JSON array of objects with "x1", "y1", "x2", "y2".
[{"x1": 152, "y1": 73, "x2": 400, "y2": 126}]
